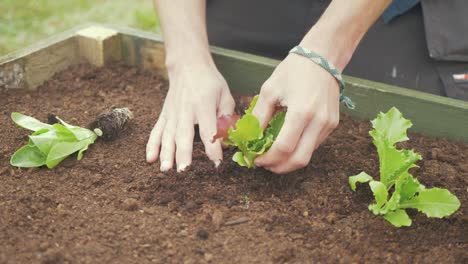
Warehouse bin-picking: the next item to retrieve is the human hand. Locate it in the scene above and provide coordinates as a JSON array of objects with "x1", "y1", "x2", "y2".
[
  {"x1": 146, "y1": 62, "x2": 235, "y2": 172},
  {"x1": 252, "y1": 50, "x2": 341, "y2": 174}
]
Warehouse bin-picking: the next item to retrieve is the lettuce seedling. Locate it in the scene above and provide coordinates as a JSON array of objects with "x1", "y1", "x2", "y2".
[
  {"x1": 10, "y1": 113, "x2": 101, "y2": 169},
  {"x1": 215, "y1": 96, "x2": 285, "y2": 168},
  {"x1": 349, "y1": 107, "x2": 460, "y2": 227},
  {"x1": 10, "y1": 108, "x2": 133, "y2": 169}
]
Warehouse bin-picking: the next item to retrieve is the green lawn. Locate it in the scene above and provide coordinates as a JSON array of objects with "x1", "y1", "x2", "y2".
[{"x1": 0, "y1": 0, "x2": 159, "y2": 56}]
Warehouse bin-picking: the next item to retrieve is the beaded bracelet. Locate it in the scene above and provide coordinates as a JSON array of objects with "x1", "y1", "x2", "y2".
[{"x1": 289, "y1": 45, "x2": 355, "y2": 109}]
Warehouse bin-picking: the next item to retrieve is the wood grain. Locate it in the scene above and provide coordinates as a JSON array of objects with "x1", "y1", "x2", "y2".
[{"x1": 77, "y1": 26, "x2": 121, "y2": 66}]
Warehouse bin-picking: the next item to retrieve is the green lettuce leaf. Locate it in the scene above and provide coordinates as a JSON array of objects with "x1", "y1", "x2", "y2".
[
  {"x1": 370, "y1": 107, "x2": 422, "y2": 187},
  {"x1": 245, "y1": 95, "x2": 259, "y2": 114},
  {"x1": 400, "y1": 188, "x2": 461, "y2": 218},
  {"x1": 10, "y1": 145, "x2": 47, "y2": 167},
  {"x1": 55, "y1": 116, "x2": 96, "y2": 141},
  {"x1": 11, "y1": 112, "x2": 52, "y2": 132},
  {"x1": 10, "y1": 113, "x2": 98, "y2": 169},
  {"x1": 369, "y1": 180, "x2": 388, "y2": 209},
  {"x1": 265, "y1": 111, "x2": 286, "y2": 139},
  {"x1": 229, "y1": 114, "x2": 263, "y2": 148},
  {"x1": 347, "y1": 107, "x2": 460, "y2": 227},
  {"x1": 29, "y1": 129, "x2": 59, "y2": 155},
  {"x1": 395, "y1": 172, "x2": 424, "y2": 202},
  {"x1": 349, "y1": 172, "x2": 373, "y2": 191},
  {"x1": 370, "y1": 107, "x2": 411, "y2": 145},
  {"x1": 383, "y1": 209, "x2": 412, "y2": 227},
  {"x1": 227, "y1": 96, "x2": 286, "y2": 168},
  {"x1": 46, "y1": 139, "x2": 94, "y2": 168},
  {"x1": 232, "y1": 152, "x2": 249, "y2": 167}
]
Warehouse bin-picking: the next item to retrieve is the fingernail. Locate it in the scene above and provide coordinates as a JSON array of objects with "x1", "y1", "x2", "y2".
[
  {"x1": 177, "y1": 164, "x2": 188, "y2": 173},
  {"x1": 214, "y1": 160, "x2": 221, "y2": 168},
  {"x1": 160, "y1": 161, "x2": 171, "y2": 171}
]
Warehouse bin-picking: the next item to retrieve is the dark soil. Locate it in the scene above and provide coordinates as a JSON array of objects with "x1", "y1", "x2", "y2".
[{"x1": 0, "y1": 63, "x2": 467, "y2": 264}]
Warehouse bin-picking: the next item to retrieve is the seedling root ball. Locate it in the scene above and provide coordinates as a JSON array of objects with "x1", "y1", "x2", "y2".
[{"x1": 88, "y1": 107, "x2": 134, "y2": 141}]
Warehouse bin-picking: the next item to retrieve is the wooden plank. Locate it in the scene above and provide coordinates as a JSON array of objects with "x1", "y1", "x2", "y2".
[
  {"x1": 0, "y1": 23, "x2": 119, "y2": 91},
  {"x1": 116, "y1": 25, "x2": 271, "y2": 83},
  {"x1": 119, "y1": 29, "x2": 168, "y2": 79},
  {"x1": 0, "y1": 37, "x2": 79, "y2": 91},
  {"x1": 76, "y1": 26, "x2": 121, "y2": 66},
  {"x1": 342, "y1": 76, "x2": 468, "y2": 141},
  {"x1": 211, "y1": 46, "x2": 278, "y2": 94},
  {"x1": 0, "y1": 60, "x2": 26, "y2": 90},
  {"x1": 24, "y1": 37, "x2": 80, "y2": 90},
  {"x1": 0, "y1": 27, "x2": 83, "y2": 91}
]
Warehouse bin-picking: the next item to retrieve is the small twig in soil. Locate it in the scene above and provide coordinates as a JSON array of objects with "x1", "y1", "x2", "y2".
[{"x1": 224, "y1": 217, "x2": 250, "y2": 226}]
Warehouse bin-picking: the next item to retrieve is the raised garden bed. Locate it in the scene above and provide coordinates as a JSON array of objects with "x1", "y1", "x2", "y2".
[{"x1": 1, "y1": 25, "x2": 467, "y2": 263}]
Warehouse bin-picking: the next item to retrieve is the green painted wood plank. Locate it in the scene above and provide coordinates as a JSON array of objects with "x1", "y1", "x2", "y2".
[{"x1": 342, "y1": 76, "x2": 468, "y2": 141}]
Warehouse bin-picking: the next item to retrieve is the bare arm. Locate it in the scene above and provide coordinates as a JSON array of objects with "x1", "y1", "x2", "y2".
[
  {"x1": 253, "y1": 0, "x2": 392, "y2": 173},
  {"x1": 147, "y1": 0, "x2": 235, "y2": 172},
  {"x1": 302, "y1": 0, "x2": 392, "y2": 70},
  {"x1": 154, "y1": 0, "x2": 213, "y2": 69}
]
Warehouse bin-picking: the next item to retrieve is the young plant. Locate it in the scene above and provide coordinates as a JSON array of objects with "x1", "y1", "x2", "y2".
[
  {"x1": 10, "y1": 107, "x2": 133, "y2": 169},
  {"x1": 349, "y1": 107, "x2": 460, "y2": 227},
  {"x1": 214, "y1": 96, "x2": 285, "y2": 168},
  {"x1": 10, "y1": 113, "x2": 100, "y2": 169}
]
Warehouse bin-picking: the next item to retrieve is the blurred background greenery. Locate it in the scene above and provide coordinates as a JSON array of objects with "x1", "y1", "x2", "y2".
[{"x1": 0, "y1": 0, "x2": 160, "y2": 56}]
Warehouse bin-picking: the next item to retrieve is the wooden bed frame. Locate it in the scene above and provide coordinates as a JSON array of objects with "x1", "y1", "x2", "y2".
[{"x1": 1, "y1": 23, "x2": 467, "y2": 142}]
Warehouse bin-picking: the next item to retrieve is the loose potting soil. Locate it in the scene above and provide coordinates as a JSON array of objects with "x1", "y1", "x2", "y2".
[{"x1": 0, "y1": 63, "x2": 467, "y2": 263}]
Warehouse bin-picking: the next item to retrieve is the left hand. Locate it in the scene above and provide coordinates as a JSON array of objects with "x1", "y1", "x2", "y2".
[{"x1": 252, "y1": 50, "x2": 341, "y2": 174}]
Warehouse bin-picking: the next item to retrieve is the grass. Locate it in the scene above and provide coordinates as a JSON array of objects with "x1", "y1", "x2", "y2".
[{"x1": 0, "y1": 0, "x2": 159, "y2": 56}]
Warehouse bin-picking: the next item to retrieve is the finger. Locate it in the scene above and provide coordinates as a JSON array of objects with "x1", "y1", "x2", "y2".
[
  {"x1": 146, "y1": 116, "x2": 166, "y2": 163},
  {"x1": 159, "y1": 119, "x2": 176, "y2": 172},
  {"x1": 267, "y1": 118, "x2": 322, "y2": 174},
  {"x1": 218, "y1": 91, "x2": 235, "y2": 149},
  {"x1": 313, "y1": 90, "x2": 340, "y2": 150},
  {"x1": 314, "y1": 117, "x2": 333, "y2": 150},
  {"x1": 314, "y1": 129, "x2": 331, "y2": 151},
  {"x1": 314, "y1": 123, "x2": 336, "y2": 151},
  {"x1": 217, "y1": 90, "x2": 235, "y2": 116},
  {"x1": 251, "y1": 85, "x2": 277, "y2": 128},
  {"x1": 175, "y1": 115, "x2": 194, "y2": 172},
  {"x1": 197, "y1": 104, "x2": 223, "y2": 165},
  {"x1": 255, "y1": 110, "x2": 310, "y2": 167}
]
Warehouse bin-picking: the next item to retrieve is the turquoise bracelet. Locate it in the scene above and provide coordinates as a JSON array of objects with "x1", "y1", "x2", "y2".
[{"x1": 289, "y1": 45, "x2": 355, "y2": 109}]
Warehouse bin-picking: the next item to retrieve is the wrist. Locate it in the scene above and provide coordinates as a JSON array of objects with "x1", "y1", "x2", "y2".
[
  {"x1": 299, "y1": 25, "x2": 359, "y2": 72},
  {"x1": 165, "y1": 52, "x2": 223, "y2": 83},
  {"x1": 165, "y1": 46, "x2": 215, "y2": 73}
]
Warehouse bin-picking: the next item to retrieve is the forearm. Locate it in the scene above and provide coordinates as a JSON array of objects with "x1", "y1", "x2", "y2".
[
  {"x1": 153, "y1": 0, "x2": 213, "y2": 69},
  {"x1": 301, "y1": 0, "x2": 392, "y2": 71}
]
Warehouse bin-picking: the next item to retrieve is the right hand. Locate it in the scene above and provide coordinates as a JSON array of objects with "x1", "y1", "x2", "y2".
[{"x1": 146, "y1": 61, "x2": 235, "y2": 172}]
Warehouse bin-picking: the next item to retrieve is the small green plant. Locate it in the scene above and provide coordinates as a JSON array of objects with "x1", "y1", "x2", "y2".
[
  {"x1": 10, "y1": 112, "x2": 100, "y2": 169},
  {"x1": 10, "y1": 108, "x2": 133, "y2": 169},
  {"x1": 214, "y1": 96, "x2": 285, "y2": 168},
  {"x1": 349, "y1": 107, "x2": 460, "y2": 227}
]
